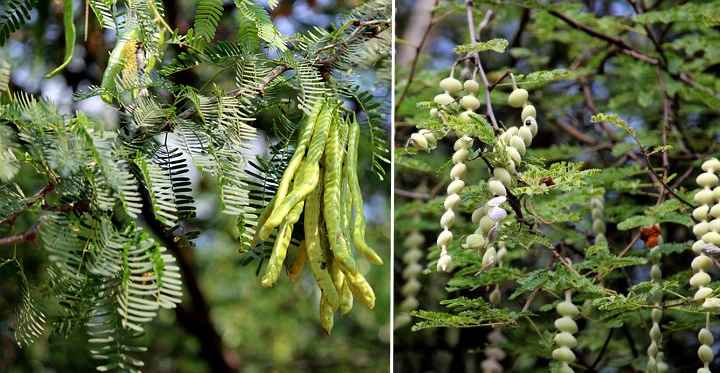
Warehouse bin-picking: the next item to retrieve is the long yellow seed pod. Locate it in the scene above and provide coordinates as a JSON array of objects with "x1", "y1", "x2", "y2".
[
  {"x1": 343, "y1": 269, "x2": 375, "y2": 309},
  {"x1": 319, "y1": 294, "x2": 334, "y2": 335},
  {"x1": 347, "y1": 120, "x2": 383, "y2": 265},
  {"x1": 288, "y1": 240, "x2": 307, "y2": 282},
  {"x1": 273, "y1": 107, "x2": 320, "y2": 208},
  {"x1": 304, "y1": 177, "x2": 339, "y2": 309},
  {"x1": 323, "y1": 119, "x2": 357, "y2": 274},
  {"x1": 259, "y1": 102, "x2": 334, "y2": 239},
  {"x1": 260, "y1": 200, "x2": 304, "y2": 287}
]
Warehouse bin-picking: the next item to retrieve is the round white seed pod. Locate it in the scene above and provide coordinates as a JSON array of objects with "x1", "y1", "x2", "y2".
[
  {"x1": 460, "y1": 95, "x2": 481, "y2": 111},
  {"x1": 510, "y1": 135, "x2": 526, "y2": 155},
  {"x1": 713, "y1": 186, "x2": 720, "y2": 200},
  {"x1": 554, "y1": 317, "x2": 578, "y2": 333},
  {"x1": 711, "y1": 218, "x2": 720, "y2": 232},
  {"x1": 440, "y1": 210, "x2": 455, "y2": 228},
  {"x1": 478, "y1": 216, "x2": 496, "y2": 236},
  {"x1": 453, "y1": 149, "x2": 469, "y2": 163},
  {"x1": 702, "y1": 297, "x2": 720, "y2": 310},
  {"x1": 557, "y1": 363, "x2": 574, "y2": 373},
  {"x1": 507, "y1": 146, "x2": 522, "y2": 165},
  {"x1": 556, "y1": 301, "x2": 579, "y2": 318},
  {"x1": 419, "y1": 129, "x2": 437, "y2": 148},
  {"x1": 518, "y1": 125, "x2": 533, "y2": 146},
  {"x1": 437, "y1": 253, "x2": 452, "y2": 272},
  {"x1": 648, "y1": 342, "x2": 658, "y2": 357},
  {"x1": 494, "y1": 167, "x2": 512, "y2": 186},
  {"x1": 482, "y1": 246, "x2": 497, "y2": 267},
  {"x1": 694, "y1": 221, "x2": 711, "y2": 237},
  {"x1": 465, "y1": 234, "x2": 486, "y2": 249},
  {"x1": 454, "y1": 136, "x2": 474, "y2": 151},
  {"x1": 692, "y1": 255, "x2": 713, "y2": 272},
  {"x1": 690, "y1": 271, "x2": 712, "y2": 288},
  {"x1": 410, "y1": 133, "x2": 429, "y2": 151},
  {"x1": 694, "y1": 189, "x2": 715, "y2": 205},
  {"x1": 488, "y1": 179, "x2": 507, "y2": 196},
  {"x1": 697, "y1": 172, "x2": 720, "y2": 188},
  {"x1": 692, "y1": 240, "x2": 709, "y2": 254},
  {"x1": 702, "y1": 231, "x2": 720, "y2": 245},
  {"x1": 447, "y1": 179, "x2": 465, "y2": 195},
  {"x1": 554, "y1": 332, "x2": 577, "y2": 348},
  {"x1": 508, "y1": 88, "x2": 529, "y2": 108},
  {"x1": 701, "y1": 158, "x2": 720, "y2": 173},
  {"x1": 528, "y1": 118, "x2": 539, "y2": 136},
  {"x1": 695, "y1": 286, "x2": 714, "y2": 301},
  {"x1": 488, "y1": 206, "x2": 507, "y2": 222},
  {"x1": 698, "y1": 368, "x2": 712, "y2": 373},
  {"x1": 699, "y1": 328, "x2": 714, "y2": 346},
  {"x1": 710, "y1": 203, "x2": 720, "y2": 218},
  {"x1": 444, "y1": 194, "x2": 461, "y2": 210},
  {"x1": 463, "y1": 80, "x2": 479, "y2": 93},
  {"x1": 694, "y1": 205, "x2": 711, "y2": 221},
  {"x1": 403, "y1": 263, "x2": 422, "y2": 277},
  {"x1": 698, "y1": 344, "x2": 714, "y2": 363},
  {"x1": 459, "y1": 110, "x2": 474, "y2": 123},
  {"x1": 552, "y1": 347, "x2": 576, "y2": 363},
  {"x1": 437, "y1": 230, "x2": 453, "y2": 247},
  {"x1": 429, "y1": 108, "x2": 439, "y2": 117},
  {"x1": 402, "y1": 279, "x2": 421, "y2": 295},
  {"x1": 404, "y1": 231, "x2": 425, "y2": 248},
  {"x1": 521, "y1": 104, "x2": 536, "y2": 122},
  {"x1": 505, "y1": 126, "x2": 519, "y2": 138},
  {"x1": 650, "y1": 324, "x2": 661, "y2": 340},
  {"x1": 434, "y1": 93, "x2": 454, "y2": 106},
  {"x1": 439, "y1": 77, "x2": 463, "y2": 94},
  {"x1": 472, "y1": 207, "x2": 487, "y2": 224},
  {"x1": 450, "y1": 163, "x2": 467, "y2": 179}
]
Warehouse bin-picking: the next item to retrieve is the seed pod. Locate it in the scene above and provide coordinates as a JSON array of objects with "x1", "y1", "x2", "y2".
[
  {"x1": 437, "y1": 252, "x2": 452, "y2": 272},
  {"x1": 437, "y1": 230, "x2": 453, "y2": 247},
  {"x1": 699, "y1": 328, "x2": 714, "y2": 345},
  {"x1": 444, "y1": 194, "x2": 461, "y2": 210},
  {"x1": 695, "y1": 287, "x2": 713, "y2": 301},
  {"x1": 697, "y1": 172, "x2": 719, "y2": 188},
  {"x1": 690, "y1": 271, "x2": 711, "y2": 287},
  {"x1": 692, "y1": 255, "x2": 713, "y2": 271},
  {"x1": 434, "y1": 93, "x2": 454, "y2": 106},
  {"x1": 509, "y1": 135, "x2": 526, "y2": 155},
  {"x1": 702, "y1": 297, "x2": 720, "y2": 310},
  {"x1": 507, "y1": 146, "x2": 522, "y2": 165},
  {"x1": 650, "y1": 265, "x2": 662, "y2": 281},
  {"x1": 404, "y1": 232, "x2": 425, "y2": 248},
  {"x1": 451, "y1": 163, "x2": 467, "y2": 179},
  {"x1": 454, "y1": 136, "x2": 474, "y2": 150},
  {"x1": 701, "y1": 158, "x2": 720, "y2": 173},
  {"x1": 694, "y1": 189, "x2": 715, "y2": 205},
  {"x1": 494, "y1": 167, "x2": 512, "y2": 186},
  {"x1": 459, "y1": 110, "x2": 474, "y2": 123},
  {"x1": 488, "y1": 179, "x2": 507, "y2": 196},
  {"x1": 557, "y1": 363, "x2": 574, "y2": 373},
  {"x1": 440, "y1": 77, "x2": 463, "y2": 94},
  {"x1": 554, "y1": 332, "x2": 578, "y2": 348},
  {"x1": 460, "y1": 95, "x2": 481, "y2": 111},
  {"x1": 447, "y1": 179, "x2": 465, "y2": 194},
  {"x1": 419, "y1": 129, "x2": 437, "y2": 148},
  {"x1": 487, "y1": 196, "x2": 507, "y2": 207},
  {"x1": 694, "y1": 221, "x2": 711, "y2": 237},
  {"x1": 650, "y1": 324, "x2": 661, "y2": 340},
  {"x1": 464, "y1": 79, "x2": 480, "y2": 93},
  {"x1": 478, "y1": 215, "x2": 497, "y2": 236},
  {"x1": 465, "y1": 234, "x2": 486, "y2": 249},
  {"x1": 552, "y1": 347, "x2": 576, "y2": 363},
  {"x1": 429, "y1": 108, "x2": 439, "y2": 117},
  {"x1": 651, "y1": 308, "x2": 663, "y2": 323},
  {"x1": 556, "y1": 301, "x2": 579, "y2": 318},
  {"x1": 452, "y1": 148, "x2": 469, "y2": 163},
  {"x1": 554, "y1": 317, "x2": 578, "y2": 334},
  {"x1": 698, "y1": 344, "x2": 714, "y2": 363},
  {"x1": 508, "y1": 88, "x2": 529, "y2": 108},
  {"x1": 488, "y1": 206, "x2": 507, "y2": 222},
  {"x1": 694, "y1": 205, "x2": 710, "y2": 220},
  {"x1": 518, "y1": 125, "x2": 533, "y2": 146},
  {"x1": 482, "y1": 246, "x2": 497, "y2": 267},
  {"x1": 521, "y1": 104, "x2": 536, "y2": 122},
  {"x1": 472, "y1": 207, "x2": 487, "y2": 224},
  {"x1": 410, "y1": 133, "x2": 429, "y2": 151},
  {"x1": 440, "y1": 209, "x2": 455, "y2": 228}
]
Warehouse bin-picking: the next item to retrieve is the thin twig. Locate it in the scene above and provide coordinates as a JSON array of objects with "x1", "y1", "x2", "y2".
[
  {"x1": 0, "y1": 183, "x2": 56, "y2": 226},
  {"x1": 464, "y1": 3, "x2": 499, "y2": 130},
  {"x1": 0, "y1": 223, "x2": 40, "y2": 246}
]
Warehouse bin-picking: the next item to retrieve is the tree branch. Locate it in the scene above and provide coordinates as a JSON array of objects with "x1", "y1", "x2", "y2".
[
  {"x1": 0, "y1": 183, "x2": 55, "y2": 226},
  {"x1": 465, "y1": 3, "x2": 499, "y2": 130},
  {"x1": 0, "y1": 223, "x2": 39, "y2": 246}
]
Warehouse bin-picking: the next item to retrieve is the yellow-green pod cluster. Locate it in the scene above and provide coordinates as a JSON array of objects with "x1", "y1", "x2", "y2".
[
  {"x1": 255, "y1": 100, "x2": 383, "y2": 333},
  {"x1": 482, "y1": 327, "x2": 507, "y2": 373},
  {"x1": 552, "y1": 291, "x2": 580, "y2": 373},
  {"x1": 690, "y1": 158, "x2": 720, "y2": 371},
  {"x1": 590, "y1": 196, "x2": 606, "y2": 244},
  {"x1": 408, "y1": 129, "x2": 438, "y2": 152},
  {"x1": 395, "y1": 229, "x2": 425, "y2": 328},
  {"x1": 436, "y1": 136, "x2": 473, "y2": 272}
]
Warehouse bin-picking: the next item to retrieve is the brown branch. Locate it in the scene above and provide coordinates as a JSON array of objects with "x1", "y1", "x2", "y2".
[
  {"x1": 0, "y1": 183, "x2": 55, "y2": 226},
  {"x1": 0, "y1": 223, "x2": 39, "y2": 246},
  {"x1": 465, "y1": 3, "x2": 499, "y2": 130}
]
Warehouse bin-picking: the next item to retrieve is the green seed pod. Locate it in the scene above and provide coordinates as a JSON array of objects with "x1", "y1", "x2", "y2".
[
  {"x1": 554, "y1": 332, "x2": 578, "y2": 348},
  {"x1": 647, "y1": 342, "x2": 658, "y2": 357},
  {"x1": 692, "y1": 255, "x2": 713, "y2": 272},
  {"x1": 650, "y1": 324, "x2": 661, "y2": 340},
  {"x1": 592, "y1": 220, "x2": 606, "y2": 235},
  {"x1": 455, "y1": 136, "x2": 473, "y2": 150},
  {"x1": 472, "y1": 207, "x2": 487, "y2": 224},
  {"x1": 647, "y1": 357, "x2": 657, "y2": 371},
  {"x1": 440, "y1": 77, "x2": 463, "y2": 94},
  {"x1": 651, "y1": 308, "x2": 662, "y2": 323},
  {"x1": 429, "y1": 108, "x2": 439, "y2": 117},
  {"x1": 494, "y1": 167, "x2": 512, "y2": 187},
  {"x1": 554, "y1": 316, "x2": 578, "y2": 334},
  {"x1": 521, "y1": 104, "x2": 536, "y2": 122},
  {"x1": 434, "y1": 93, "x2": 454, "y2": 106},
  {"x1": 478, "y1": 215, "x2": 496, "y2": 236},
  {"x1": 507, "y1": 146, "x2": 522, "y2": 165},
  {"x1": 694, "y1": 205, "x2": 710, "y2": 221},
  {"x1": 488, "y1": 179, "x2": 507, "y2": 196},
  {"x1": 648, "y1": 287, "x2": 663, "y2": 304},
  {"x1": 690, "y1": 271, "x2": 711, "y2": 288},
  {"x1": 482, "y1": 246, "x2": 497, "y2": 267},
  {"x1": 650, "y1": 264, "x2": 662, "y2": 282},
  {"x1": 463, "y1": 79, "x2": 480, "y2": 93},
  {"x1": 489, "y1": 287, "x2": 501, "y2": 304},
  {"x1": 453, "y1": 149, "x2": 469, "y2": 163},
  {"x1": 460, "y1": 95, "x2": 481, "y2": 111},
  {"x1": 508, "y1": 88, "x2": 529, "y2": 108},
  {"x1": 558, "y1": 363, "x2": 575, "y2": 373},
  {"x1": 465, "y1": 234, "x2": 486, "y2": 249},
  {"x1": 697, "y1": 172, "x2": 719, "y2": 188},
  {"x1": 552, "y1": 347, "x2": 576, "y2": 363},
  {"x1": 698, "y1": 344, "x2": 714, "y2": 363},
  {"x1": 509, "y1": 135, "x2": 526, "y2": 155},
  {"x1": 694, "y1": 189, "x2": 715, "y2": 205},
  {"x1": 699, "y1": 328, "x2": 714, "y2": 346},
  {"x1": 556, "y1": 301, "x2": 579, "y2": 318},
  {"x1": 698, "y1": 368, "x2": 712, "y2": 373},
  {"x1": 518, "y1": 125, "x2": 533, "y2": 146},
  {"x1": 459, "y1": 110, "x2": 474, "y2": 123}
]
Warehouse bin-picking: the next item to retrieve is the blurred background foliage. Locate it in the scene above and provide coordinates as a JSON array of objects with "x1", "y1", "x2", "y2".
[
  {"x1": 395, "y1": 0, "x2": 720, "y2": 372},
  {"x1": 0, "y1": 0, "x2": 390, "y2": 371}
]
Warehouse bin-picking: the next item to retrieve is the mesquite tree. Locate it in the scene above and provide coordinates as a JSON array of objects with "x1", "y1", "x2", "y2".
[
  {"x1": 0, "y1": 0, "x2": 389, "y2": 370},
  {"x1": 395, "y1": 1, "x2": 720, "y2": 372}
]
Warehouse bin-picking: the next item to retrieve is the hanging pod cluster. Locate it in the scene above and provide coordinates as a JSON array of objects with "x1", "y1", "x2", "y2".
[
  {"x1": 255, "y1": 99, "x2": 383, "y2": 333},
  {"x1": 482, "y1": 327, "x2": 507, "y2": 373},
  {"x1": 691, "y1": 158, "x2": 720, "y2": 371},
  {"x1": 552, "y1": 291, "x2": 580, "y2": 373},
  {"x1": 395, "y1": 226, "x2": 424, "y2": 328}
]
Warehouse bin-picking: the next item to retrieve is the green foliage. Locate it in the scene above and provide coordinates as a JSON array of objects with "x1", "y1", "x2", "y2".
[
  {"x1": 454, "y1": 38, "x2": 509, "y2": 54},
  {"x1": 0, "y1": 0, "x2": 37, "y2": 45}
]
